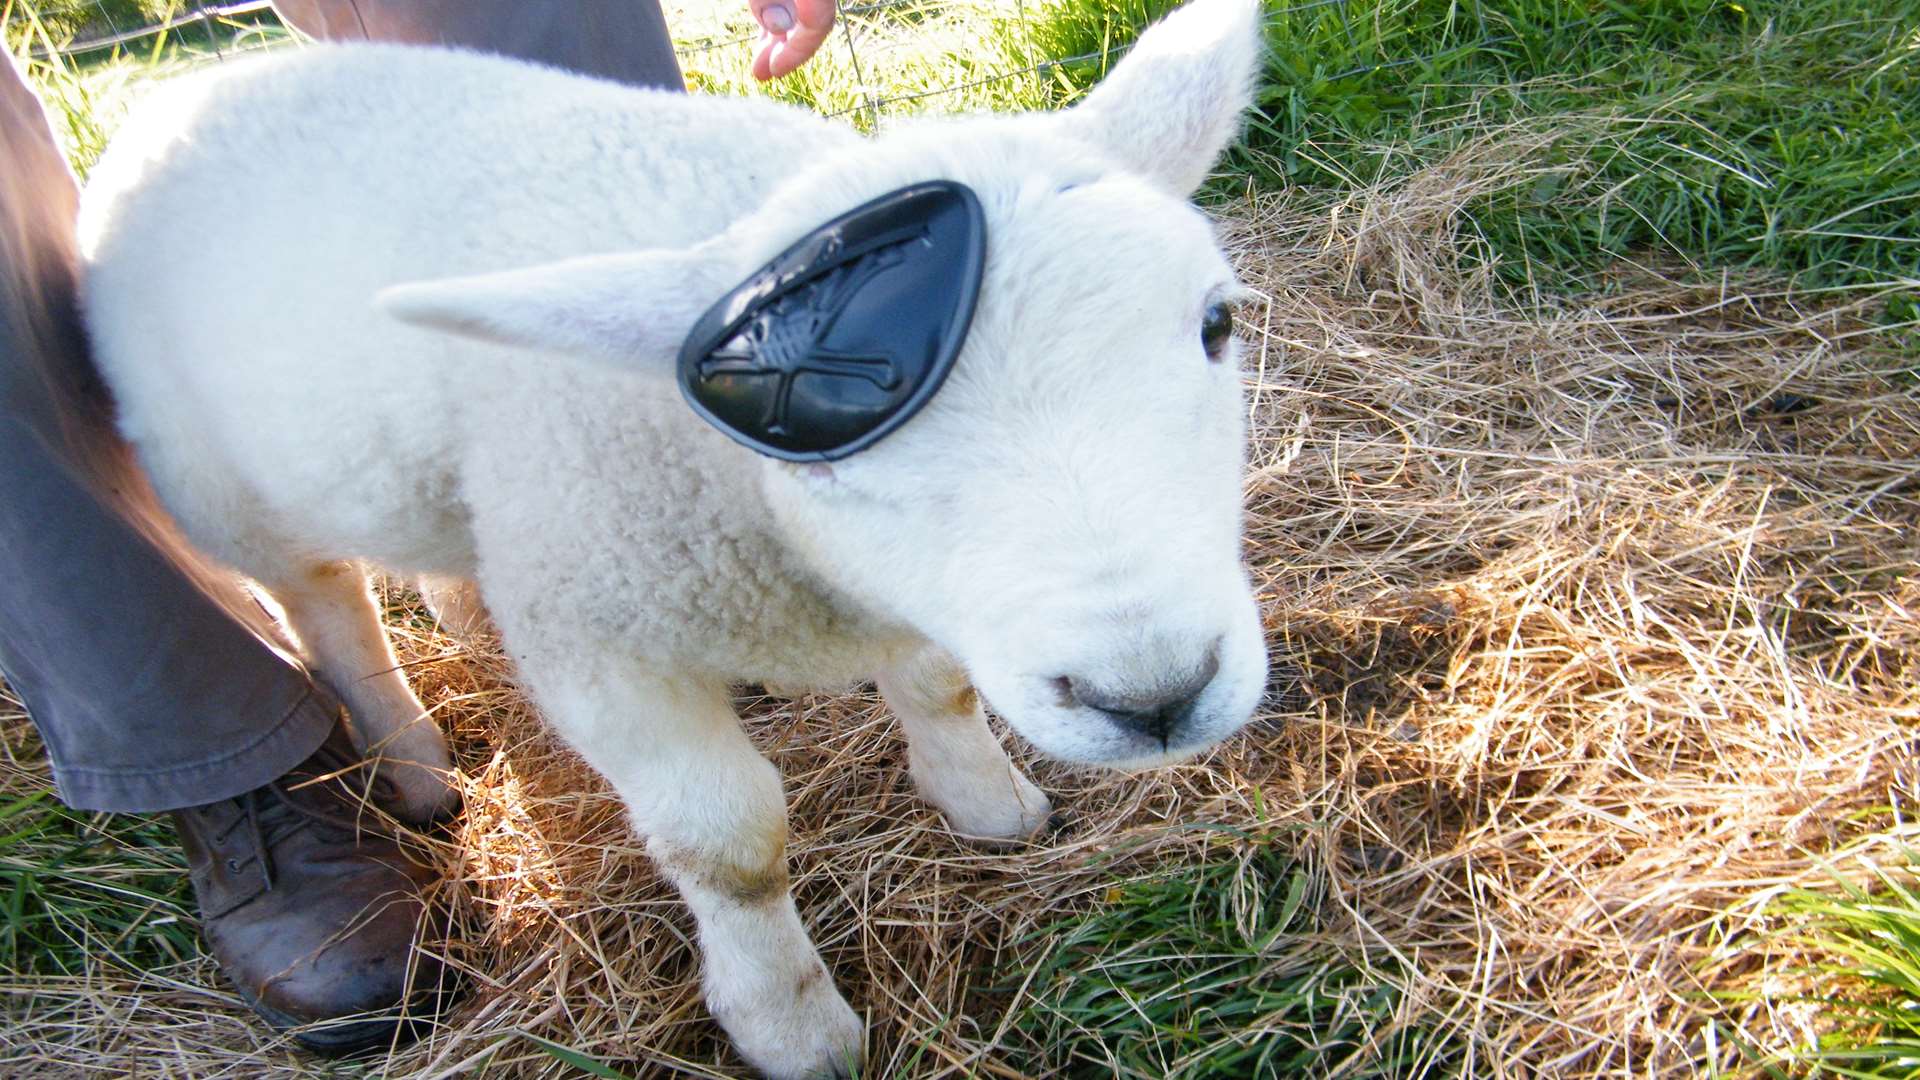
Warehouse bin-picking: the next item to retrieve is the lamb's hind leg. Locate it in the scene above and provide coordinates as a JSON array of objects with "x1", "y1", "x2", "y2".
[
  {"x1": 877, "y1": 646, "x2": 1050, "y2": 840},
  {"x1": 418, "y1": 573, "x2": 493, "y2": 644},
  {"x1": 518, "y1": 650, "x2": 862, "y2": 1079},
  {"x1": 267, "y1": 561, "x2": 457, "y2": 823}
]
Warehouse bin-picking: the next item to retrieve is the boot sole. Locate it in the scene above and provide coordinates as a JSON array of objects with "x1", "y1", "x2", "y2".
[{"x1": 236, "y1": 983, "x2": 426, "y2": 1056}]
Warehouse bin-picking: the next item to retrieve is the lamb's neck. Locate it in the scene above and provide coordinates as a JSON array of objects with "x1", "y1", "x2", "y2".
[{"x1": 749, "y1": 463, "x2": 922, "y2": 660}]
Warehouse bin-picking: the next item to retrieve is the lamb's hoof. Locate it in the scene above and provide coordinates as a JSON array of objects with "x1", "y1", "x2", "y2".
[
  {"x1": 713, "y1": 963, "x2": 864, "y2": 1079},
  {"x1": 377, "y1": 760, "x2": 462, "y2": 827},
  {"x1": 921, "y1": 766, "x2": 1052, "y2": 843}
]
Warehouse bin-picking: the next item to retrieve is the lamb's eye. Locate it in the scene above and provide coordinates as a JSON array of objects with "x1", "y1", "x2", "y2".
[{"x1": 1201, "y1": 301, "x2": 1234, "y2": 361}]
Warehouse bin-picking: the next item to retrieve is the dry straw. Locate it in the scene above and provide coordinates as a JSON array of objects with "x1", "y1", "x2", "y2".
[{"x1": 4, "y1": 134, "x2": 1918, "y2": 1078}]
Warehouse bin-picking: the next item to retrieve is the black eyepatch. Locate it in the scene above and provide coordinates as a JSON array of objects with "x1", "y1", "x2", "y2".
[{"x1": 677, "y1": 181, "x2": 986, "y2": 462}]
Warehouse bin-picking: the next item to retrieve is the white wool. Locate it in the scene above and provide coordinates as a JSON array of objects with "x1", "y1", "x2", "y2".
[{"x1": 78, "y1": 2, "x2": 1266, "y2": 1074}]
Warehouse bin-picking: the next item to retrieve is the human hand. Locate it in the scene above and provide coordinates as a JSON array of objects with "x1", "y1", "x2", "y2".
[{"x1": 749, "y1": 0, "x2": 836, "y2": 81}]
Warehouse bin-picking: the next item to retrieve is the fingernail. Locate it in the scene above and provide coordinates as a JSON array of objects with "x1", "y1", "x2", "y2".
[{"x1": 761, "y1": 4, "x2": 794, "y2": 32}]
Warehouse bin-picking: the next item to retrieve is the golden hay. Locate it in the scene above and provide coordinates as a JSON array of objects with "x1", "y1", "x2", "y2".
[{"x1": 4, "y1": 144, "x2": 1918, "y2": 1077}]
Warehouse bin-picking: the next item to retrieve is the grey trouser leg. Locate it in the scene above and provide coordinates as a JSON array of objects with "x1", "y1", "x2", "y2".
[
  {"x1": 272, "y1": 0, "x2": 685, "y2": 90},
  {"x1": 0, "y1": 55, "x2": 335, "y2": 814}
]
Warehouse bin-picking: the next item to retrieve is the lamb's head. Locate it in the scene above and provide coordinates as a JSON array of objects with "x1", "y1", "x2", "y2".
[
  {"x1": 380, "y1": 0, "x2": 1270, "y2": 767},
  {"x1": 762, "y1": 171, "x2": 1263, "y2": 769}
]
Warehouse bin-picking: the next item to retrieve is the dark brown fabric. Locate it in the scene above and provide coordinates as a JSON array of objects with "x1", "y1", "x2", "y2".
[{"x1": 273, "y1": 0, "x2": 685, "y2": 90}]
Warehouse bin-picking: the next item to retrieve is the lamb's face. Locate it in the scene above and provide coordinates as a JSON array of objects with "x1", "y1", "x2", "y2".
[{"x1": 763, "y1": 175, "x2": 1267, "y2": 767}]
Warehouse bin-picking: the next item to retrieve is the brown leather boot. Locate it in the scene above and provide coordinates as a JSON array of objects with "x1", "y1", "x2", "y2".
[{"x1": 171, "y1": 715, "x2": 455, "y2": 1054}]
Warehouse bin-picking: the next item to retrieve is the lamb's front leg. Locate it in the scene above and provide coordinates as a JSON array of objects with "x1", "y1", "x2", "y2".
[
  {"x1": 877, "y1": 647, "x2": 1051, "y2": 840},
  {"x1": 524, "y1": 658, "x2": 861, "y2": 1080}
]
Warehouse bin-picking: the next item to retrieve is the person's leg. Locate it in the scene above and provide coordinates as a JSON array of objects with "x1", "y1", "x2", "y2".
[
  {"x1": 272, "y1": 0, "x2": 685, "y2": 90},
  {"x1": 0, "y1": 54, "x2": 446, "y2": 1053},
  {"x1": 0, "y1": 55, "x2": 334, "y2": 813}
]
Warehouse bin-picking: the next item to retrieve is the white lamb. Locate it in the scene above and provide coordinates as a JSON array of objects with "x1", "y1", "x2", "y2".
[{"x1": 77, "y1": 0, "x2": 1269, "y2": 1074}]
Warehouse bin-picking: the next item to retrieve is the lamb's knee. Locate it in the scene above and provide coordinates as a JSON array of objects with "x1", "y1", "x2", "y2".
[
  {"x1": 878, "y1": 647, "x2": 978, "y2": 720},
  {"x1": 650, "y1": 826, "x2": 790, "y2": 907},
  {"x1": 271, "y1": 560, "x2": 366, "y2": 627}
]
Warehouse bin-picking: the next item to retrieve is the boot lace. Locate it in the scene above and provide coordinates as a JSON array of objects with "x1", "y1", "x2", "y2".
[{"x1": 203, "y1": 734, "x2": 392, "y2": 892}]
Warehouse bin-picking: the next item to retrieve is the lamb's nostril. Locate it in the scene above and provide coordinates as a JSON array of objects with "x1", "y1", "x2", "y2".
[
  {"x1": 1063, "y1": 644, "x2": 1222, "y2": 746},
  {"x1": 1108, "y1": 698, "x2": 1190, "y2": 746},
  {"x1": 1050, "y1": 675, "x2": 1077, "y2": 709}
]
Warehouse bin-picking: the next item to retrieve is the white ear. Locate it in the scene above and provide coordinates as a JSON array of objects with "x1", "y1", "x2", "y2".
[
  {"x1": 376, "y1": 247, "x2": 734, "y2": 369},
  {"x1": 1067, "y1": 0, "x2": 1263, "y2": 196}
]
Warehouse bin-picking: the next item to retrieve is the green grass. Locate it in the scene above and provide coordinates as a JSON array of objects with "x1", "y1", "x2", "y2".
[
  {"x1": 1749, "y1": 856, "x2": 1920, "y2": 1078},
  {"x1": 1067, "y1": 0, "x2": 1918, "y2": 293},
  {"x1": 669, "y1": 0, "x2": 1084, "y2": 122},
  {"x1": 5, "y1": 0, "x2": 286, "y2": 59},
  {"x1": 1240, "y1": 0, "x2": 1920, "y2": 293},
  {"x1": 1002, "y1": 831, "x2": 1459, "y2": 1078},
  {"x1": 10, "y1": 0, "x2": 181, "y2": 44},
  {"x1": 4, "y1": 0, "x2": 295, "y2": 177},
  {"x1": 0, "y1": 787, "x2": 197, "y2": 979}
]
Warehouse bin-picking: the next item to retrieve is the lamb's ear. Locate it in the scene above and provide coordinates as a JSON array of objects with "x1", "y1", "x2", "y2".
[
  {"x1": 1066, "y1": 0, "x2": 1263, "y2": 197},
  {"x1": 376, "y1": 249, "x2": 731, "y2": 370}
]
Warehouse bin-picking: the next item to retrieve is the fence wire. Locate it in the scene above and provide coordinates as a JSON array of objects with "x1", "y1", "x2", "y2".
[
  {"x1": 9, "y1": 0, "x2": 291, "y2": 61},
  {"x1": 8, "y1": 0, "x2": 1580, "y2": 127}
]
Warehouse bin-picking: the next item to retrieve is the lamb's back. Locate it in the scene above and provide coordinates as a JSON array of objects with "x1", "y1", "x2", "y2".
[{"x1": 79, "y1": 44, "x2": 845, "y2": 573}]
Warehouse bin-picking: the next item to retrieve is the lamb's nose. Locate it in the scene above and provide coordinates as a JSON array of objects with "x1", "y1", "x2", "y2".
[{"x1": 1060, "y1": 646, "x2": 1221, "y2": 746}]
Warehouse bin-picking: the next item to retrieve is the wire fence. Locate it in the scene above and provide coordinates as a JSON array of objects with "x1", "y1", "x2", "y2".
[
  {"x1": 6, "y1": 0, "x2": 1606, "y2": 131},
  {"x1": 7, "y1": 1, "x2": 291, "y2": 61}
]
